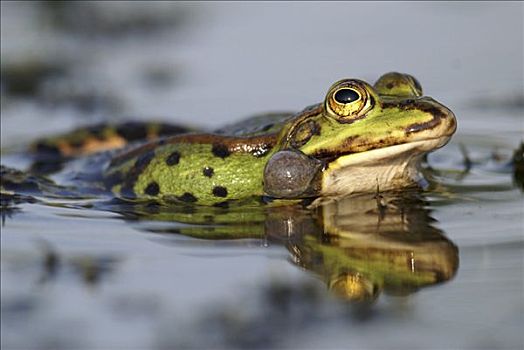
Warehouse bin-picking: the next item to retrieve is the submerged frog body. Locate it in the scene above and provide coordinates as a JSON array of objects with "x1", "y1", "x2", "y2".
[{"x1": 22, "y1": 72, "x2": 456, "y2": 205}]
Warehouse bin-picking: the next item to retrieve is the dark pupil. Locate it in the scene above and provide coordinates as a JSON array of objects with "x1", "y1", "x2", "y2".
[{"x1": 334, "y1": 89, "x2": 360, "y2": 104}]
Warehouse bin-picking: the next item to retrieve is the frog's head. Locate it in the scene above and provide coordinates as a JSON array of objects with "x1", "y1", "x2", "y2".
[{"x1": 274, "y1": 72, "x2": 457, "y2": 197}]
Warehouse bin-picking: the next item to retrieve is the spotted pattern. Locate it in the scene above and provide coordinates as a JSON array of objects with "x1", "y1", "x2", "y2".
[
  {"x1": 120, "y1": 151, "x2": 156, "y2": 198},
  {"x1": 166, "y1": 151, "x2": 180, "y2": 166},
  {"x1": 212, "y1": 186, "x2": 228, "y2": 198},
  {"x1": 177, "y1": 192, "x2": 198, "y2": 203},
  {"x1": 203, "y1": 167, "x2": 214, "y2": 177},
  {"x1": 105, "y1": 126, "x2": 280, "y2": 204},
  {"x1": 211, "y1": 143, "x2": 231, "y2": 158},
  {"x1": 144, "y1": 181, "x2": 160, "y2": 196}
]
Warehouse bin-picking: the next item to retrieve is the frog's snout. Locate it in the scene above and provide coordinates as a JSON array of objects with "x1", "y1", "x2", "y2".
[
  {"x1": 403, "y1": 97, "x2": 457, "y2": 140},
  {"x1": 441, "y1": 103, "x2": 457, "y2": 137},
  {"x1": 426, "y1": 97, "x2": 457, "y2": 137}
]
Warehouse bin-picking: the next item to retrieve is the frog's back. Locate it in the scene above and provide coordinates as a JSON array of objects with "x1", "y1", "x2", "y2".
[
  {"x1": 22, "y1": 113, "x2": 303, "y2": 205},
  {"x1": 104, "y1": 132, "x2": 281, "y2": 206},
  {"x1": 98, "y1": 112, "x2": 301, "y2": 205}
]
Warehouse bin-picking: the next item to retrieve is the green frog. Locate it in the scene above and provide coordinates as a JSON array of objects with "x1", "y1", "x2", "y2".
[{"x1": 8, "y1": 72, "x2": 457, "y2": 206}]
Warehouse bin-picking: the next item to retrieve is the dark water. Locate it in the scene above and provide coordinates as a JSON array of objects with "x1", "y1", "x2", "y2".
[{"x1": 1, "y1": 2, "x2": 523, "y2": 349}]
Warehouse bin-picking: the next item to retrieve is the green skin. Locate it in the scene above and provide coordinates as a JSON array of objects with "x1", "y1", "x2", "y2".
[
  {"x1": 15, "y1": 72, "x2": 454, "y2": 206},
  {"x1": 102, "y1": 72, "x2": 456, "y2": 205}
]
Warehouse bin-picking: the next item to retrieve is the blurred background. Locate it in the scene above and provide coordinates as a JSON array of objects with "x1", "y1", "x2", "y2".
[
  {"x1": 1, "y1": 2, "x2": 522, "y2": 349},
  {"x1": 1, "y1": 2, "x2": 522, "y2": 146}
]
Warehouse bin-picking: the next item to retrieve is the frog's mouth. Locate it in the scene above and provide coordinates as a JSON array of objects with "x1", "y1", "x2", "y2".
[
  {"x1": 320, "y1": 135, "x2": 452, "y2": 196},
  {"x1": 332, "y1": 135, "x2": 451, "y2": 167}
]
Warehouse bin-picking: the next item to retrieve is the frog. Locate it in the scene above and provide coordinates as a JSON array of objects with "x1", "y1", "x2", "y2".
[{"x1": 7, "y1": 72, "x2": 456, "y2": 206}]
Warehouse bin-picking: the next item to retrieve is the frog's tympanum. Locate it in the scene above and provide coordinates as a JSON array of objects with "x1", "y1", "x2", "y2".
[{"x1": 6, "y1": 72, "x2": 456, "y2": 206}]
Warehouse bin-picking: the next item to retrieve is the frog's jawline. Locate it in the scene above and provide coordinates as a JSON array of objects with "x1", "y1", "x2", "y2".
[{"x1": 320, "y1": 136, "x2": 450, "y2": 197}]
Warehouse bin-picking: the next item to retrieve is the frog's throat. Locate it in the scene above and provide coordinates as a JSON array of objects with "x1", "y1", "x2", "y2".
[{"x1": 320, "y1": 136, "x2": 450, "y2": 196}]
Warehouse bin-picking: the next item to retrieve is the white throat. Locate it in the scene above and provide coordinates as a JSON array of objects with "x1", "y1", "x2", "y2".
[{"x1": 321, "y1": 137, "x2": 450, "y2": 197}]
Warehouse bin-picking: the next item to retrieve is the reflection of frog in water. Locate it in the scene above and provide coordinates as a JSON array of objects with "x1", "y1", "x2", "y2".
[
  {"x1": 2, "y1": 72, "x2": 456, "y2": 206},
  {"x1": 105, "y1": 191, "x2": 458, "y2": 303},
  {"x1": 287, "y1": 194, "x2": 458, "y2": 302}
]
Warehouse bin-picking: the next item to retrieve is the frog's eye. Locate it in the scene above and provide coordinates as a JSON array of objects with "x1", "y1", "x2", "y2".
[
  {"x1": 325, "y1": 79, "x2": 375, "y2": 122},
  {"x1": 374, "y1": 72, "x2": 423, "y2": 97},
  {"x1": 333, "y1": 88, "x2": 361, "y2": 104}
]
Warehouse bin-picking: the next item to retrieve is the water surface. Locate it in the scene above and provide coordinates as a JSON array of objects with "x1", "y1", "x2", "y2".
[{"x1": 1, "y1": 2, "x2": 523, "y2": 349}]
